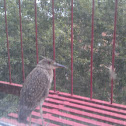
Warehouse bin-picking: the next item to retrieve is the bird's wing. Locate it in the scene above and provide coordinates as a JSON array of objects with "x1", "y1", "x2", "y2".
[{"x1": 19, "y1": 68, "x2": 50, "y2": 110}]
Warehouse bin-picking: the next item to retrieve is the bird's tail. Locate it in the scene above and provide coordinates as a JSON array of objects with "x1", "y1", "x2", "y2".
[{"x1": 18, "y1": 106, "x2": 32, "y2": 123}]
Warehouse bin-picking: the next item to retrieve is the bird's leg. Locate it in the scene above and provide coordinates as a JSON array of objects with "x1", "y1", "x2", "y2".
[
  {"x1": 40, "y1": 100, "x2": 49, "y2": 126},
  {"x1": 29, "y1": 114, "x2": 32, "y2": 126},
  {"x1": 40, "y1": 100, "x2": 44, "y2": 126}
]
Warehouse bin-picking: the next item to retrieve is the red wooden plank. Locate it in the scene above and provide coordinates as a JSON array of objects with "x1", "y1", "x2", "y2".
[
  {"x1": 39, "y1": 101, "x2": 126, "y2": 125},
  {"x1": 39, "y1": 108, "x2": 113, "y2": 126},
  {"x1": 9, "y1": 113, "x2": 87, "y2": 126},
  {"x1": 49, "y1": 90, "x2": 126, "y2": 109},
  {"x1": 30, "y1": 117, "x2": 59, "y2": 126},
  {"x1": 0, "y1": 81, "x2": 22, "y2": 87},
  {"x1": 7, "y1": 113, "x2": 59, "y2": 126},
  {"x1": 33, "y1": 112, "x2": 87, "y2": 126},
  {"x1": 48, "y1": 93, "x2": 126, "y2": 115},
  {"x1": 46, "y1": 97, "x2": 126, "y2": 120}
]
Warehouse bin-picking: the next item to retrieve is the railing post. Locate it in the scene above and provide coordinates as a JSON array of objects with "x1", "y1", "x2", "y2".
[
  {"x1": 71, "y1": 0, "x2": 73, "y2": 96},
  {"x1": 52, "y1": 0, "x2": 56, "y2": 92},
  {"x1": 4, "y1": 0, "x2": 12, "y2": 83},
  {"x1": 111, "y1": 0, "x2": 118, "y2": 104},
  {"x1": 19, "y1": 0, "x2": 25, "y2": 82},
  {"x1": 90, "y1": 0, "x2": 95, "y2": 100},
  {"x1": 35, "y1": 0, "x2": 39, "y2": 64}
]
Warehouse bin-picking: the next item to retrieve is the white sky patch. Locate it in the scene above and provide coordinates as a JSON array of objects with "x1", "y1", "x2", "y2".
[{"x1": 98, "y1": 43, "x2": 101, "y2": 46}]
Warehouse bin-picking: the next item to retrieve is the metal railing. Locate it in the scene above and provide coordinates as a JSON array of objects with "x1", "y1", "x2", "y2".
[{"x1": 2, "y1": 0, "x2": 118, "y2": 104}]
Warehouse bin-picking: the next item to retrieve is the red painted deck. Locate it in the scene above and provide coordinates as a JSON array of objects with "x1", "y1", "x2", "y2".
[{"x1": 0, "y1": 82, "x2": 126, "y2": 126}]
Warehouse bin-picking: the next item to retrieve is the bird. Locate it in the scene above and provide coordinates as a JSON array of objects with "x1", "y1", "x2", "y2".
[{"x1": 18, "y1": 57, "x2": 66, "y2": 126}]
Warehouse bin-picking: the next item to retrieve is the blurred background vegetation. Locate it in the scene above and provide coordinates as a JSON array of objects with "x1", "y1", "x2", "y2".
[{"x1": 0, "y1": 0, "x2": 126, "y2": 117}]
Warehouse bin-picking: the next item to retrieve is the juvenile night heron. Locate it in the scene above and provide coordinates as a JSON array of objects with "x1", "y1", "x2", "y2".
[{"x1": 18, "y1": 58, "x2": 66, "y2": 125}]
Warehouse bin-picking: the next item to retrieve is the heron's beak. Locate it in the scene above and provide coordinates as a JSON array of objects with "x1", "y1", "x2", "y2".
[{"x1": 53, "y1": 62, "x2": 67, "y2": 69}]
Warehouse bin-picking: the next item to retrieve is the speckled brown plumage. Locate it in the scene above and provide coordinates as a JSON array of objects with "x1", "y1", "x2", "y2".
[{"x1": 18, "y1": 58, "x2": 65, "y2": 124}]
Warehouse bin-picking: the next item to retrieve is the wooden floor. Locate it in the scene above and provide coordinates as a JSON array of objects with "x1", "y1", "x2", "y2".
[{"x1": 0, "y1": 90, "x2": 126, "y2": 126}]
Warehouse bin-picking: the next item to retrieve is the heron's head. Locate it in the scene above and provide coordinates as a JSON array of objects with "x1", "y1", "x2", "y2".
[{"x1": 38, "y1": 58, "x2": 66, "y2": 70}]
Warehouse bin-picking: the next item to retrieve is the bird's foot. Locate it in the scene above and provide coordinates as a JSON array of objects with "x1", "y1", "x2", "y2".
[
  {"x1": 42, "y1": 121, "x2": 49, "y2": 126},
  {"x1": 42, "y1": 122, "x2": 49, "y2": 126}
]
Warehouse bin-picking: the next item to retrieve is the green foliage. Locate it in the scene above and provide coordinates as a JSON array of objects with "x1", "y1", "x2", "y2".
[{"x1": 0, "y1": 92, "x2": 18, "y2": 117}]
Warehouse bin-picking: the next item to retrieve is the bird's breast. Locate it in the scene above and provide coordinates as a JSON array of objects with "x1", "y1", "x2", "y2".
[
  {"x1": 44, "y1": 69, "x2": 53, "y2": 89},
  {"x1": 48, "y1": 70, "x2": 53, "y2": 84}
]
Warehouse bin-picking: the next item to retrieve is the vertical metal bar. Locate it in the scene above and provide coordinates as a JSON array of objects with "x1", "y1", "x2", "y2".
[
  {"x1": 90, "y1": 0, "x2": 94, "y2": 100},
  {"x1": 71, "y1": 0, "x2": 73, "y2": 95},
  {"x1": 35, "y1": 0, "x2": 39, "y2": 64},
  {"x1": 52, "y1": 0, "x2": 56, "y2": 92},
  {"x1": 4, "y1": 0, "x2": 12, "y2": 83},
  {"x1": 111, "y1": 0, "x2": 118, "y2": 104},
  {"x1": 19, "y1": 0, "x2": 25, "y2": 82}
]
